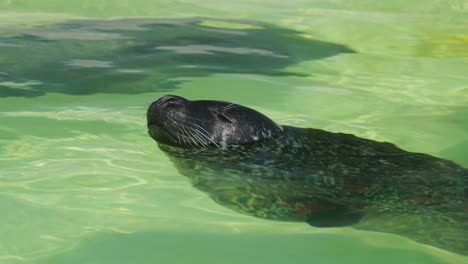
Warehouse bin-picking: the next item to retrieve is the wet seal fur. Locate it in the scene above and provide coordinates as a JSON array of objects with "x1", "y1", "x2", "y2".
[{"x1": 147, "y1": 95, "x2": 468, "y2": 256}]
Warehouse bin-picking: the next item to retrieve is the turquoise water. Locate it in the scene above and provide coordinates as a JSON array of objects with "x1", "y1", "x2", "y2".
[{"x1": 0, "y1": 1, "x2": 467, "y2": 263}]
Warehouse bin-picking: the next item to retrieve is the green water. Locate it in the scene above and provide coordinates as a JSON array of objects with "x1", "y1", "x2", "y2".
[{"x1": 0, "y1": 1, "x2": 467, "y2": 263}]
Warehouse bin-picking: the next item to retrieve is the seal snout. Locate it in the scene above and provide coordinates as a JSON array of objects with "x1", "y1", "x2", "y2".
[{"x1": 147, "y1": 95, "x2": 186, "y2": 126}]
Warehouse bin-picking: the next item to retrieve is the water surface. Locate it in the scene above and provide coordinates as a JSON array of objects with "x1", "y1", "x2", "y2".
[{"x1": 0, "y1": 1, "x2": 467, "y2": 263}]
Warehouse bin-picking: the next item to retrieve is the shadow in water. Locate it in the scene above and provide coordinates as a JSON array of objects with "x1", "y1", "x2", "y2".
[
  {"x1": 0, "y1": 17, "x2": 353, "y2": 97},
  {"x1": 38, "y1": 231, "x2": 446, "y2": 264}
]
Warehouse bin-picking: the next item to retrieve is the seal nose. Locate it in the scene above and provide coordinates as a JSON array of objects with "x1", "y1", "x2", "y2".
[{"x1": 147, "y1": 95, "x2": 186, "y2": 125}]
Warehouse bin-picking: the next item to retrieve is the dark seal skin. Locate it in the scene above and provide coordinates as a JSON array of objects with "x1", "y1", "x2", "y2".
[{"x1": 147, "y1": 95, "x2": 468, "y2": 256}]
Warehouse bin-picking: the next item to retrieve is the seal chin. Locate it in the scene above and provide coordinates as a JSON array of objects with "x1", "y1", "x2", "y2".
[
  {"x1": 147, "y1": 123, "x2": 177, "y2": 146},
  {"x1": 147, "y1": 124, "x2": 160, "y2": 140}
]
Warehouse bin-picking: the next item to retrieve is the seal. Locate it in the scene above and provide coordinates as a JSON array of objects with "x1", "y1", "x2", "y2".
[{"x1": 147, "y1": 95, "x2": 468, "y2": 256}]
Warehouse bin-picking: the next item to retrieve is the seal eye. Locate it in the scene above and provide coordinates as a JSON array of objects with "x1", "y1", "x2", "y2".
[
  {"x1": 208, "y1": 107, "x2": 235, "y2": 124},
  {"x1": 165, "y1": 98, "x2": 180, "y2": 107},
  {"x1": 216, "y1": 112, "x2": 234, "y2": 124}
]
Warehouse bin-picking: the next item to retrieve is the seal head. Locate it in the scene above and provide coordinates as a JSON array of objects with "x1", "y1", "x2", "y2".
[{"x1": 147, "y1": 95, "x2": 283, "y2": 147}]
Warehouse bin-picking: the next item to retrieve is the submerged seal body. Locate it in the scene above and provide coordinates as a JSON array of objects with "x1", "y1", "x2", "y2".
[{"x1": 147, "y1": 95, "x2": 468, "y2": 255}]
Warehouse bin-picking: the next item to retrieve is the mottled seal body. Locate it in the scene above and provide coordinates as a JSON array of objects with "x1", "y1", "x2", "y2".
[{"x1": 147, "y1": 95, "x2": 468, "y2": 255}]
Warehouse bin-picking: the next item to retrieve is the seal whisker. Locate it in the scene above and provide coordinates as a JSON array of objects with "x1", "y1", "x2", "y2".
[
  {"x1": 182, "y1": 134, "x2": 193, "y2": 147},
  {"x1": 186, "y1": 127, "x2": 211, "y2": 148},
  {"x1": 181, "y1": 125, "x2": 198, "y2": 146},
  {"x1": 181, "y1": 126, "x2": 197, "y2": 147},
  {"x1": 224, "y1": 103, "x2": 237, "y2": 110},
  {"x1": 176, "y1": 127, "x2": 189, "y2": 146},
  {"x1": 190, "y1": 122, "x2": 215, "y2": 140},
  {"x1": 179, "y1": 119, "x2": 213, "y2": 148},
  {"x1": 165, "y1": 114, "x2": 193, "y2": 146},
  {"x1": 188, "y1": 128, "x2": 209, "y2": 148},
  {"x1": 180, "y1": 134, "x2": 189, "y2": 146},
  {"x1": 172, "y1": 113, "x2": 199, "y2": 147},
  {"x1": 185, "y1": 115, "x2": 212, "y2": 123},
  {"x1": 179, "y1": 129, "x2": 191, "y2": 147},
  {"x1": 176, "y1": 132, "x2": 181, "y2": 145},
  {"x1": 188, "y1": 125, "x2": 220, "y2": 148}
]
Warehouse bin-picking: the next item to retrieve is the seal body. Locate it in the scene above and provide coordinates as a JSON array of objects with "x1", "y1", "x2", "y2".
[{"x1": 147, "y1": 95, "x2": 468, "y2": 255}]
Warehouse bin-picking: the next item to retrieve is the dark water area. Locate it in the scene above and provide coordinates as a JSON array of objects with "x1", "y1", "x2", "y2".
[{"x1": 0, "y1": 17, "x2": 353, "y2": 97}]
